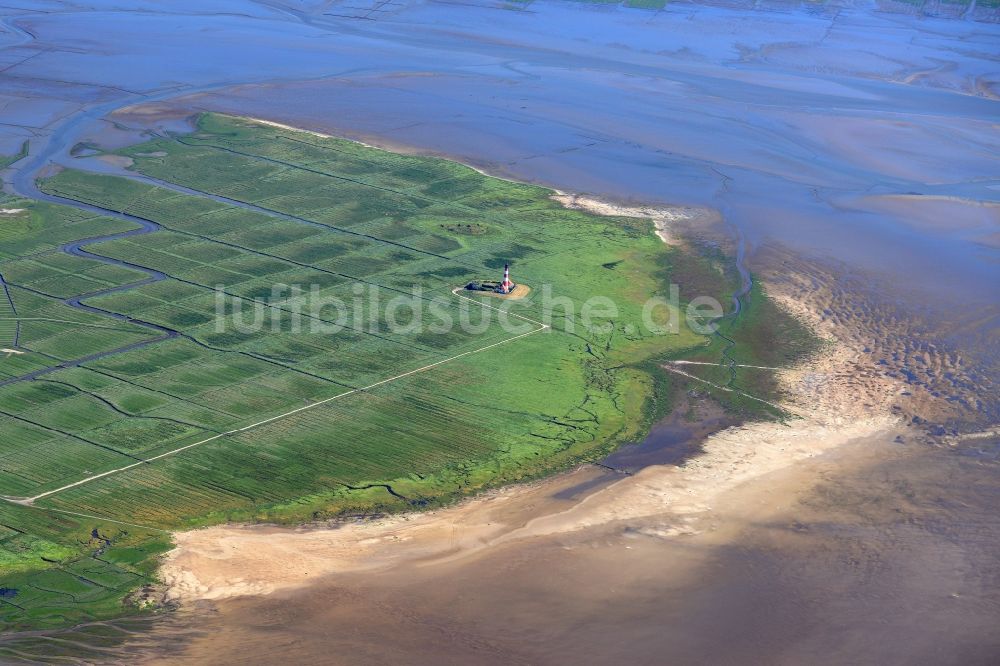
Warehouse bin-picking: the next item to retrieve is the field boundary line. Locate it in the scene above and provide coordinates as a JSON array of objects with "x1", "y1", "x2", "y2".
[
  {"x1": 666, "y1": 360, "x2": 787, "y2": 371},
  {"x1": 1, "y1": 290, "x2": 548, "y2": 506},
  {"x1": 0, "y1": 317, "x2": 150, "y2": 332},
  {"x1": 24, "y1": 505, "x2": 171, "y2": 534},
  {"x1": 661, "y1": 364, "x2": 793, "y2": 414}
]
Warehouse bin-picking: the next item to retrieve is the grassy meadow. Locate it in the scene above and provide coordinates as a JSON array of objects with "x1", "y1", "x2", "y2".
[{"x1": 0, "y1": 114, "x2": 813, "y2": 633}]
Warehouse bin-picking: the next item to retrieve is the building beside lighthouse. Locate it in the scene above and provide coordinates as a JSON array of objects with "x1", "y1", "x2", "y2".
[{"x1": 464, "y1": 262, "x2": 518, "y2": 295}]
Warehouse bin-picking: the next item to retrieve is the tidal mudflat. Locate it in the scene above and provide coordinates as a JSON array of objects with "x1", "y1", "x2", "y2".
[{"x1": 1, "y1": 0, "x2": 998, "y2": 663}]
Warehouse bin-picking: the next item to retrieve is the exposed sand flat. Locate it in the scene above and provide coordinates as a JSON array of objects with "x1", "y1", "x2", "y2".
[
  {"x1": 96, "y1": 154, "x2": 134, "y2": 169},
  {"x1": 499, "y1": 417, "x2": 896, "y2": 541},
  {"x1": 240, "y1": 116, "x2": 334, "y2": 139},
  {"x1": 161, "y1": 398, "x2": 896, "y2": 604},
  {"x1": 856, "y1": 194, "x2": 1000, "y2": 248},
  {"x1": 0, "y1": 208, "x2": 25, "y2": 214},
  {"x1": 759, "y1": 245, "x2": 989, "y2": 429},
  {"x1": 550, "y1": 193, "x2": 718, "y2": 246},
  {"x1": 945, "y1": 427, "x2": 1000, "y2": 444}
]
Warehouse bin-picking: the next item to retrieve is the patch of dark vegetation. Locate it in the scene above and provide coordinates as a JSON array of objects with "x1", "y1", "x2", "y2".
[
  {"x1": 370, "y1": 218, "x2": 419, "y2": 240},
  {"x1": 421, "y1": 175, "x2": 484, "y2": 199},
  {"x1": 237, "y1": 285, "x2": 285, "y2": 301},
  {"x1": 277, "y1": 271, "x2": 343, "y2": 289},
  {"x1": 164, "y1": 310, "x2": 213, "y2": 327},
  {"x1": 414, "y1": 234, "x2": 461, "y2": 254},
  {"x1": 440, "y1": 222, "x2": 490, "y2": 235},
  {"x1": 69, "y1": 142, "x2": 101, "y2": 157},
  {"x1": 22, "y1": 382, "x2": 76, "y2": 402},
  {"x1": 417, "y1": 266, "x2": 469, "y2": 279},
  {"x1": 285, "y1": 242, "x2": 352, "y2": 264},
  {"x1": 96, "y1": 420, "x2": 190, "y2": 451},
  {"x1": 609, "y1": 215, "x2": 652, "y2": 237},
  {"x1": 484, "y1": 245, "x2": 534, "y2": 268},
  {"x1": 661, "y1": 238, "x2": 737, "y2": 305},
  {"x1": 413, "y1": 331, "x2": 456, "y2": 349},
  {"x1": 200, "y1": 329, "x2": 265, "y2": 347},
  {"x1": 655, "y1": 234, "x2": 819, "y2": 421},
  {"x1": 0, "y1": 140, "x2": 29, "y2": 169},
  {"x1": 732, "y1": 282, "x2": 820, "y2": 369}
]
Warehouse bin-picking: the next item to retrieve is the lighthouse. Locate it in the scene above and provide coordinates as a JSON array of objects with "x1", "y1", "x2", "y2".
[{"x1": 499, "y1": 263, "x2": 514, "y2": 294}]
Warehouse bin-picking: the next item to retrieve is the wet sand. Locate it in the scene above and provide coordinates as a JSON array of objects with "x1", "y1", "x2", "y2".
[{"x1": 139, "y1": 431, "x2": 1000, "y2": 666}]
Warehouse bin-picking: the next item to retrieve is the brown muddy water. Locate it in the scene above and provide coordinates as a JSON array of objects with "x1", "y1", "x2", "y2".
[{"x1": 1, "y1": 0, "x2": 999, "y2": 663}]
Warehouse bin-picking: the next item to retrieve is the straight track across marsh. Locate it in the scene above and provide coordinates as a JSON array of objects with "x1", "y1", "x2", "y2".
[{"x1": 2, "y1": 290, "x2": 547, "y2": 506}]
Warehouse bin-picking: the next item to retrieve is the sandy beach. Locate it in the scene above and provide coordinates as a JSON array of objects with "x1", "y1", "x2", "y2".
[{"x1": 159, "y1": 415, "x2": 898, "y2": 603}]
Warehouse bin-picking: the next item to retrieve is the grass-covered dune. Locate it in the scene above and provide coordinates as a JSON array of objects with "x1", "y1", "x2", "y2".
[{"x1": 0, "y1": 114, "x2": 813, "y2": 633}]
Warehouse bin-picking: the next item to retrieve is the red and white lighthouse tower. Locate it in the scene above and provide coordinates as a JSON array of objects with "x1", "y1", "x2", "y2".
[{"x1": 500, "y1": 263, "x2": 514, "y2": 294}]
